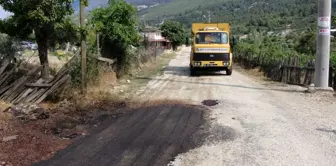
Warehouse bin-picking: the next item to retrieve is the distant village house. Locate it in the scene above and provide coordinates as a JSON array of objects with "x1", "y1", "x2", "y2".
[{"x1": 140, "y1": 28, "x2": 172, "y2": 50}]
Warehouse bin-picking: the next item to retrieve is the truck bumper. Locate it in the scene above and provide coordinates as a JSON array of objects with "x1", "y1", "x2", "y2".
[{"x1": 190, "y1": 61, "x2": 231, "y2": 70}]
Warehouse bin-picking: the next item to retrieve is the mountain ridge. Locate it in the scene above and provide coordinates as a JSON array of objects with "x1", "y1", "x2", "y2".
[
  {"x1": 72, "y1": 0, "x2": 172, "y2": 12},
  {"x1": 139, "y1": 0, "x2": 336, "y2": 34}
]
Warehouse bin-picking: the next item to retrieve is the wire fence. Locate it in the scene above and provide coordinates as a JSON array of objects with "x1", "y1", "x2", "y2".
[{"x1": 235, "y1": 53, "x2": 336, "y2": 90}]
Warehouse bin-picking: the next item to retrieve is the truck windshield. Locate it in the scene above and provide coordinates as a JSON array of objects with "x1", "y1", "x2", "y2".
[{"x1": 195, "y1": 32, "x2": 228, "y2": 44}]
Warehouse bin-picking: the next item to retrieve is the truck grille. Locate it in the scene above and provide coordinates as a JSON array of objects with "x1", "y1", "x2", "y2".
[{"x1": 192, "y1": 53, "x2": 230, "y2": 61}]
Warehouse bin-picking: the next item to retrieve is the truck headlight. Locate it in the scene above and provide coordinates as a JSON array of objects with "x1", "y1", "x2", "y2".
[
  {"x1": 223, "y1": 62, "x2": 229, "y2": 66},
  {"x1": 194, "y1": 62, "x2": 201, "y2": 66}
]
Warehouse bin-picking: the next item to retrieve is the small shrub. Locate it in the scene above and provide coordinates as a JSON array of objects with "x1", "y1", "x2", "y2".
[
  {"x1": 70, "y1": 55, "x2": 100, "y2": 87},
  {"x1": 331, "y1": 52, "x2": 336, "y2": 69},
  {"x1": 0, "y1": 34, "x2": 21, "y2": 59}
]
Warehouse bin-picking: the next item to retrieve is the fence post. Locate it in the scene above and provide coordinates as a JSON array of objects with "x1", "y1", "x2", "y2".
[
  {"x1": 155, "y1": 45, "x2": 157, "y2": 60},
  {"x1": 333, "y1": 69, "x2": 336, "y2": 90},
  {"x1": 280, "y1": 58, "x2": 285, "y2": 82},
  {"x1": 329, "y1": 66, "x2": 333, "y2": 87}
]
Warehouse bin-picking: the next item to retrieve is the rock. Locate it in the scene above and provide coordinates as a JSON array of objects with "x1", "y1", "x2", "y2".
[
  {"x1": 2, "y1": 135, "x2": 18, "y2": 142},
  {"x1": 10, "y1": 106, "x2": 22, "y2": 116},
  {"x1": 6, "y1": 104, "x2": 49, "y2": 121},
  {"x1": 31, "y1": 108, "x2": 50, "y2": 120},
  {"x1": 305, "y1": 88, "x2": 313, "y2": 93},
  {"x1": 61, "y1": 133, "x2": 80, "y2": 140},
  {"x1": 51, "y1": 128, "x2": 62, "y2": 135},
  {"x1": 2, "y1": 107, "x2": 10, "y2": 113},
  {"x1": 126, "y1": 80, "x2": 131, "y2": 84},
  {"x1": 305, "y1": 84, "x2": 315, "y2": 93}
]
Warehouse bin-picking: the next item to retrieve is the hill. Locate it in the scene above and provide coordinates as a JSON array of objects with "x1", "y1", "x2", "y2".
[
  {"x1": 139, "y1": 0, "x2": 226, "y2": 20},
  {"x1": 140, "y1": 0, "x2": 336, "y2": 34},
  {"x1": 127, "y1": 0, "x2": 172, "y2": 5},
  {"x1": 72, "y1": 0, "x2": 172, "y2": 12}
]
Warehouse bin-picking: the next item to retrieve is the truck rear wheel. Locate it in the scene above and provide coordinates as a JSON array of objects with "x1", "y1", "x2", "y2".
[{"x1": 226, "y1": 68, "x2": 232, "y2": 75}]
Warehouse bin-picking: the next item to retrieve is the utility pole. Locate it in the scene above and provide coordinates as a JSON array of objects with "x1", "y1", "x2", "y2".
[
  {"x1": 97, "y1": 32, "x2": 100, "y2": 56},
  {"x1": 203, "y1": 11, "x2": 211, "y2": 23},
  {"x1": 80, "y1": 0, "x2": 87, "y2": 95},
  {"x1": 315, "y1": 0, "x2": 331, "y2": 88},
  {"x1": 208, "y1": 11, "x2": 211, "y2": 23}
]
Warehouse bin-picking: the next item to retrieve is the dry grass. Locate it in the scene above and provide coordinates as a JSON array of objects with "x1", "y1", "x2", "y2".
[
  {"x1": 65, "y1": 71, "x2": 120, "y2": 108},
  {"x1": 234, "y1": 65, "x2": 266, "y2": 80},
  {"x1": 59, "y1": 51, "x2": 176, "y2": 108},
  {"x1": 118, "y1": 52, "x2": 176, "y2": 97},
  {"x1": 0, "y1": 101, "x2": 11, "y2": 111},
  {"x1": 0, "y1": 101, "x2": 11, "y2": 123}
]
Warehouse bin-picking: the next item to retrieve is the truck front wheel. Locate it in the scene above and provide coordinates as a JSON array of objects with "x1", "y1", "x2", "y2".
[
  {"x1": 226, "y1": 68, "x2": 232, "y2": 75},
  {"x1": 190, "y1": 67, "x2": 196, "y2": 76}
]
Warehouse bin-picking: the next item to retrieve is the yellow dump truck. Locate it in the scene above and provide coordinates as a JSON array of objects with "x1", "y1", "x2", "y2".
[{"x1": 190, "y1": 23, "x2": 232, "y2": 76}]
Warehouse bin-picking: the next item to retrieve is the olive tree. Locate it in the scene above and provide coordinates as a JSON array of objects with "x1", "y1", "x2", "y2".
[
  {"x1": 160, "y1": 20, "x2": 186, "y2": 50},
  {"x1": 0, "y1": 0, "x2": 79, "y2": 78},
  {"x1": 90, "y1": 0, "x2": 139, "y2": 75}
]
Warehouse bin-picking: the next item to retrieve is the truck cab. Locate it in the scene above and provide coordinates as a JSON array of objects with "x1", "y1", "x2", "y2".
[{"x1": 190, "y1": 23, "x2": 232, "y2": 76}]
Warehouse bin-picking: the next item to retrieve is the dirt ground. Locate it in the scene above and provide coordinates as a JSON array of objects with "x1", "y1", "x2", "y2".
[{"x1": 19, "y1": 51, "x2": 70, "y2": 71}]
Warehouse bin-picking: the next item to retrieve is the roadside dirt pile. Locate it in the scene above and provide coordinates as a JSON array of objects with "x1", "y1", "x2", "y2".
[{"x1": 0, "y1": 99, "x2": 128, "y2": 166}]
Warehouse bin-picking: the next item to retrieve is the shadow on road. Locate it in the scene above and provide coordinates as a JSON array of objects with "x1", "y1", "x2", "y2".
[
  {"x1": 163, "y1": 66, "x2": 229, "y2": 77},
  {"x1": 135, "y1": 76, "x2": 307, "y2": 94},
  {"x1": 316, "y1": 128, "x2": 336, "y2": 135}
]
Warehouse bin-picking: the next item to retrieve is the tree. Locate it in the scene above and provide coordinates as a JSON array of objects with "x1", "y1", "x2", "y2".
[
  {"x1": 0, "y1": 34, "x2": 20, "y2": 60},
  {"x1": 160, "y1": 20, "x2": 186, "y2": 50},
  {"x1": 90, "y1": 0, "x2": 139, "y2": 75},
  {"x1": 185, "y1": 36, "x2": 190, "y2": 46},
  {"x1": 51, "y1": 17, "x2": 80, "y2": 50},
  {"x1": 0, "y1": 0, "x2": 75, "y2": 78},
  {"x1": 295, "y1": 29, "x2": 316, "y2": 56}
]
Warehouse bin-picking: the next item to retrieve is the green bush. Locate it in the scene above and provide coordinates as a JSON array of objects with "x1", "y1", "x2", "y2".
[
  {"x1": 70, "y1": 56, "x2": 100, "y2": 87},
  {"x1": 160, "y1": 20, "x2": 186, "y2": 50},
  {"x1": 90, "y1": 0, "x2": 139, "y2": 76},
  {"x1": 331, "y1": 52, "x2": 336, "y2": 69},
  {"x1": 0, "y1": 34, "x2": 20, "y2": 59},
  {"x1": 234, "y1": 30, "x2": 317, "y2": 66}
]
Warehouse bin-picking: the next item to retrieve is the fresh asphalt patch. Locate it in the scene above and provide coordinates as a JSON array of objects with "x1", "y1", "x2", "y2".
[{"x1": 34, "y1": 103, "x2": 209, "y2": 166}]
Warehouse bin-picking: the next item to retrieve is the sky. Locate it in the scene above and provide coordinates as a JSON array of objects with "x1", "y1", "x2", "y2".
[
  {"x1": 0, "y1": 6, "x2": 12, "y2": 19},
  {"x1": 73, "y1": 0, "x2": 108, "y2": 12},
  {"x1": 0, "y1": 0, "x2": 108, "y2": 19}
]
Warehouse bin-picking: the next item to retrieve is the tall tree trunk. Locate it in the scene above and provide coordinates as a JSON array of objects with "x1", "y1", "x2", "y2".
[
  {"x1": 80, "y1": 0, "x2": 87, "y2": 95},
  {"x1": 37, "y1": 39, "x2": 49, "y2": 79},
  {"x1": 65, "y1": 42, "x2": 70, "y2": 52},
  {"x1": 172, "y1": 44, "x2": 177, "y2": 51}
]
